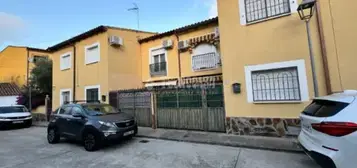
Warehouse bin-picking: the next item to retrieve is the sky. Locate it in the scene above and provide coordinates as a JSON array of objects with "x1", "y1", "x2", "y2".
[{"x1": 0, "y1": 0, "x2": 217, "y2": 51}]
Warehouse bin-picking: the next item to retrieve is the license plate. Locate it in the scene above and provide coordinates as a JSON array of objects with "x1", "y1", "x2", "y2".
[
  {"x1": 13, "y1": 121, "x2": 24, "y2": 124},
  {"x1": 123, "y1": 130, "x2": 134, "y2": 136}
]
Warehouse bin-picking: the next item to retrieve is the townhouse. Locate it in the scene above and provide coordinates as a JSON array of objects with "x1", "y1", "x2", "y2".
[
  {"x1": 44, "y1": 0, "x2": 357, "y2": 137},
  {"x1": 48, "y1": 26, "x2": 156, "y2": 108},
  {"x1": 218, "y1": 0, "x2": 357, "y2": 136},
  {"x1": 0, "y1": 46, "x2": 50, "y2": 86}
]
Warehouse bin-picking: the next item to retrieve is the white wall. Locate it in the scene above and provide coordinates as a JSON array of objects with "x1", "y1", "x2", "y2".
[{"x1": 0, "y1": 96, "x2": 18, "y2": 106}]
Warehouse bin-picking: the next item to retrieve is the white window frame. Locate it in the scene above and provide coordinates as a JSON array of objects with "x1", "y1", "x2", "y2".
[
  {"x1": 149, "y1": 46, "x2": 168, "y2": 75},
  {"x1": 191, "y1": 44, "x2": 220, "y2": 72},
  {"x1": 84, "y1": 85, "x2": 101, "y2": 101},
  {"x1": 60, "y1": 52, "x2": 72, "y2": 71},
  {"x1": 60, "y1": 88, "x2": 72, "y2": 106},
  {"x1": 85, "y1": 42, "x2": 100, "y2": 65},
  {"x1": 244, "y1": 59, "x2": 309, "y2": 103},
  {"x1": 239, "y1": 0, "x2": 298, "y2": 25}
]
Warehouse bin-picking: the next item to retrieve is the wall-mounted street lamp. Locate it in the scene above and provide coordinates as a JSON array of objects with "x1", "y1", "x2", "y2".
[{"x1": 297, "y1": 0, "x2": 319, "y2": 97}]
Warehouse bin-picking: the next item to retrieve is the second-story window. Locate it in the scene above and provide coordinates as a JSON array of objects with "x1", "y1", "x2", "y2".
[
  {"x1": 239, "y1": 0, "x2": 297, "y2": 25},
  {"x1": 60, "y1": 52, "x2": 71, "y2": 71},
  {"x1": 192, "y1": 44, "x2": 220, "y2": 71},
  {"x1": 150, "y1": 48, "x2": 167, "y2": 76},
  {"x1": 245, "y1": 0, "x2": 290, "y2": 23},
  {"x1": 85, "y1": 42, "x2": 100, "y2": 65}
]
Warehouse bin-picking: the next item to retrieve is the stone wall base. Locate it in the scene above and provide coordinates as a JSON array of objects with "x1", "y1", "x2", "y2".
[
  {"x1": 32, "y1": 113, "x2": 48, "y2": 122},
  {"x1": 226, "y1": 117, "x2": 301, "y2": 137}
]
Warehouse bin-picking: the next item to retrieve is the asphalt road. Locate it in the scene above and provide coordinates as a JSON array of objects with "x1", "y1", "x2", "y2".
[{"x1": 0, "y1": 127, "x2": 320, "y2": 168}]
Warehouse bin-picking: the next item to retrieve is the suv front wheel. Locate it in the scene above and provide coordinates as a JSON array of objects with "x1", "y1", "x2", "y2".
[
  {"x1": 83, "y1": 132, "x2": 101, "y2": 151},
  {"x1": 47, "y1": 127, "x2": 60, "y2": 144}
]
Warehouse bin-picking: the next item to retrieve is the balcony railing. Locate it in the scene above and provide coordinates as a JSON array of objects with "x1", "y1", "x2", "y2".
[
  {"x1": 150, "y1": 62, "x2": 167, "y2": 76},
  {"x1": 192, "y1": 52, "x2": 220, "y2": 71}
]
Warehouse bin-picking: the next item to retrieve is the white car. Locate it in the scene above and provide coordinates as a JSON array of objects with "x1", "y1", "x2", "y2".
[
  {"x1": 299, "y1": 90, "x2": 357, "y2": 168},
  {"x1": 0, "y1": 105, "x2": 32, "y2": 128}
]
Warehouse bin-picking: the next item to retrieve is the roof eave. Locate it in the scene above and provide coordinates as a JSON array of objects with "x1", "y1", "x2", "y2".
[
  {"x1": 138, "y1": 17, "x2": 218, "y2": 43},
  {"x1": 47, "y1": 25, "x2": 108, "y2": 52}
]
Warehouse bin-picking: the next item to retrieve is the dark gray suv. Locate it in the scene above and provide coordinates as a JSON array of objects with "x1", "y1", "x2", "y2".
[{"x1": 47, "y1": 102, "x2": 137, "y2": 151}]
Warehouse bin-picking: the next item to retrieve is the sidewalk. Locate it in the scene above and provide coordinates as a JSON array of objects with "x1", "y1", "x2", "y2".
[{"x1": 33, "y1": 122, "x2": 302, "y2": 153}]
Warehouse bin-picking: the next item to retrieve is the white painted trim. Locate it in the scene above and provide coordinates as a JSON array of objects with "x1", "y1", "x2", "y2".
[
  {"x1": 144, "y1": 81, "x2": 177, "y2": 87},
  {"x1": 239, "y1": 0, "x2": 247, "y2": 25},
  {"x1": 84, "y1": 85, "x2": 101, "y2": 101},
  {"x1": 60, "y1": 52, "x2": 72, "y2": 71},
  {"x1": 239, "y1": 0, "x2": 298, "y2": 26},
  {"x1": 60, "y1": 88, "x2": 72, "y2": 106},
  {"x1": 85, "y1": 42, "x2": 100, "y2": 65},
  {"x1": 149, "y1": 45, "x2": 168, "y2": 76},
  {"x1": 290, "y1": 0, "x2": 298, "y2": 13},
  {"x1": 244, "y1": 59, "x2": 309, "y2": 103}
]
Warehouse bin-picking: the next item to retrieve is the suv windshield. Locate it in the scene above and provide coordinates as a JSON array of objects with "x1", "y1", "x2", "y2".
[
  {"x1": 0, "y1": 106, "x2": 29, "y2": 113},
  {"x1": 82, "y1": 104, "x2": 119, "y2": 116}
]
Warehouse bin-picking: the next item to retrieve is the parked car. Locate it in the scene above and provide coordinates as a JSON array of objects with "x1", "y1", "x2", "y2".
[
  {"x1": 298, "y1": 90, "x2": 357, "y2": 168},
  {"x1": 47, "y1": 102, "x2": 137, "y2": 151},
  {"x1": 0, "y1": 105, "x2": 32, "y2": 128}
]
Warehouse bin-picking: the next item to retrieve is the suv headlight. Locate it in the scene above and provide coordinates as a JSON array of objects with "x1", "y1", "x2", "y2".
[{"x1": 98, "y1": 121, "x2": 116, "y2": 127}]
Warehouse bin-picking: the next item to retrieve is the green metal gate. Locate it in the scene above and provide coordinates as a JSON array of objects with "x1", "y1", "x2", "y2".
[{"x1": 156, "y1": 85, "x2": 225, "y2": 132}]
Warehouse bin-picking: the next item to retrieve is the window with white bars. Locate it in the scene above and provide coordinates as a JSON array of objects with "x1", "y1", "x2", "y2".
[
  {"x1": 191, "y1": 44, "x2": 220, "y2": 71},
  {"x1": 244, "y1": 0, "x2": 291, "y2": 23},
  {"x1": 192, "y1": 53, "x2": 220, "y2": 71},
  {"x1": 251, "y1": 67, "x2": 301, "y2": 101},
  {"x1": 85, "y1": 42, "x2": 100, "y2": 64}
]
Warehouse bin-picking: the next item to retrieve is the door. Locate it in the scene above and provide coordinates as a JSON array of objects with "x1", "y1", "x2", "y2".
[
  {"x1": 86, "y1": 88, "x2": 99, "y2": 102},
  {"x1": 56, "y1": 106, "x2": 72, "y2": 135},
  {"x1": 61, "y1": 91, "x2": 70, "y2": 105},
  {"x1": 66, "y1": 106, "x2": 86, "y2": 140}
]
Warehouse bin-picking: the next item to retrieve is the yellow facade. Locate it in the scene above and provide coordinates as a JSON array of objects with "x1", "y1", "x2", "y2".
[
  {"x1": 0, "y1": 46, "x2": 50, "y2": 86},
  {"x1": 217, "y1": 0, "x2": 328, "y2": 118},
  {"x1": 51, "y1": 27, "x2": 155, "y2": 109},
  {"x1": 107, "y1": 28, "x2": 154, "y2": 90},
  {"x1": 140, "y1": 23, "x2": 221, "y2": 84},
  {"x1": 318, "y1": 0, "x2": 357, "y2": 91}
]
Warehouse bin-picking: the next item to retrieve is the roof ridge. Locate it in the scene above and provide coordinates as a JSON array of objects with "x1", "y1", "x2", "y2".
[{"x1": 104, "y1": 25, "x2": 157, "y2": 34}]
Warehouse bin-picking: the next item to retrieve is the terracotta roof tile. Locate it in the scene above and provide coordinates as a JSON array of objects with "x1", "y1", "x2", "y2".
[{"x1": 0, "y1": 83, "x2": 21, "y2": 96}]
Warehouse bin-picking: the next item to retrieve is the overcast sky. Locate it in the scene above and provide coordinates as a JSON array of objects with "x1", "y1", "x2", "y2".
[{"x1": 0, "y1": 0, "x2": 217, "y2": 51}]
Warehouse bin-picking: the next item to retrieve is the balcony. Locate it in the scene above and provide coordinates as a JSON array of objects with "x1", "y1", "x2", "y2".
[
  {"x1": 150, "y1": 62, "x2": 167, "y2": 76},
  {"x1": 192, "y1": 52, "x2": 221, "y2": 71}
]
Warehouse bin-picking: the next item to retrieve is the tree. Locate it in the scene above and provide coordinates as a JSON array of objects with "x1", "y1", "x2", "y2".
[
  {"x1": 17, "y1": 58, "x2": 52, "y2": 109},
  {"x1": 29, "y1": 58, "x2": 53, "y2": 95}
]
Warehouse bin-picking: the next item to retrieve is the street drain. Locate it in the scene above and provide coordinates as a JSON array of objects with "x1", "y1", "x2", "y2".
[{"x1": 139, "y1": 140, "x2": 149, "y2": 143}]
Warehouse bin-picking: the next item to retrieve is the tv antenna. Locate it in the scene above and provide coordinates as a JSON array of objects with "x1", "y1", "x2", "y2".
[{"x1": 128, "y1": 3, "x2": 140, "y2": 30}]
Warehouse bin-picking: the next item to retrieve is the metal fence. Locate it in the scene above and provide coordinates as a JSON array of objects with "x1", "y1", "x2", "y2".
[
  {"x1": 109, "y1": 84, "x2": 226, "y2": 132},
  {"x1": 109, "y1": 89, "x2": 152, "y2": 127},
  {"x1": 156, "y1": 84, "x2": 225, "y2": 132}
]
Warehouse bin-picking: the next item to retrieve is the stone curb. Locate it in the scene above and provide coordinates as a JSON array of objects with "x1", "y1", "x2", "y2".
[{"x1": 136, "y1": 134, "x2": 303, "y2": 153}]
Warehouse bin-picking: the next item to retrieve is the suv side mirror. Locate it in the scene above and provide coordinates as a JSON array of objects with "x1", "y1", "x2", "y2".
[{"x1": 72, "y1": 112, "x2": 83, "y2": 118}]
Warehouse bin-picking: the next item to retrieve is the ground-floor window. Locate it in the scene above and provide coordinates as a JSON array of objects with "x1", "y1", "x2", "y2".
[
  {"x1": 60, "y1": 89, "x2": 72, "y2": 105},
  {"x1": 245, "y1": 59, "x2": 309, "y2": 103},
  {"x1": 251, "y1": 67, "x2": 300, "y2": 101},
  {"x1": 85, "y1": 85, "x2": 100, "y2": 102}
]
